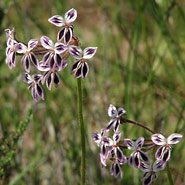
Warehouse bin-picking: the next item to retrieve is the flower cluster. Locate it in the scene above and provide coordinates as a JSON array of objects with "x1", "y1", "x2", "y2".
[
  {"x1": 93, "y1": 104, "x2": 183, "y2": 185},
  {"x1": 5, "y1": 8, "x2": 97, "y2": 102}
]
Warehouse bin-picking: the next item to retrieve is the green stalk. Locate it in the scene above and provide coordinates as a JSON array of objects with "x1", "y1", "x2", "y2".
[
  {"x1": 77, "y1": 78, "x2": 86, "y2": 185},
  {"x1": 166, "y1": 162, "x2": 174, "y2": 185}
]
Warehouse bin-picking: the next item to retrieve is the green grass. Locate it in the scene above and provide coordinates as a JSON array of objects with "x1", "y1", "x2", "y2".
[{"x1": 0, "y1": 0, "x2": 185, "y2": 184}]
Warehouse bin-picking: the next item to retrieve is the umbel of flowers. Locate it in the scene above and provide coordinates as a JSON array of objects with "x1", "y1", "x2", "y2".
[
  {"x1": 93, "y1": 104, "x2": 183, "y2": 185},
  {"x1": 5, "y1": 8, "x2": 97, "y2": 102}
]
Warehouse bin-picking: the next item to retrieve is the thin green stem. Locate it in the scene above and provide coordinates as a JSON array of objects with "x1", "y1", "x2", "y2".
[
  {"x1": 166, "y1": 162, "x2": 174, "y2": 185},
  {"x1": 77, "y1": 78, "x2": 86, "y2": 185}
]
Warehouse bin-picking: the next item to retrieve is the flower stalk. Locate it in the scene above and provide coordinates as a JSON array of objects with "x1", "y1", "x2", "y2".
[
  {"x1": 77, "y1": 78, "x2": 86, "y2": 185},
  {"x1": 166, "y1": 162, "x2": 174, "y2": 185}
]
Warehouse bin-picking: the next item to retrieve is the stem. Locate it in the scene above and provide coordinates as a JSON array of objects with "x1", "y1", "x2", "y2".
[
  {"x1": 121, "y1": 118, "x2": 156, "y2": 134},
  {"x1": 166, "y1": 162, "x2": 174, "y2": 185},
  {"x1": 77, "y1": 78, "x2": 86, "y2": 185}
]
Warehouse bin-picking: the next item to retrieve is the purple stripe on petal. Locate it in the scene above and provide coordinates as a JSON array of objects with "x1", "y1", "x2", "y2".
[
  {"x1": 40, "y1": 36, "x2": 54, "y2": 49},
  {"x1": 153, "y1": 160, "x2": 166, "y2": 172},
  {"x1": 162, "y1": 149, "x2": 171, "y2": 162},
  {"x1": 29, "y1": 53, "x2": 39, "y2": 67},
  {"x1": 113, "y1": 131, "x2": 121, "y2": 143},
  {"x1": 49, "y1": 55, "x2": 55, "y2": 69},
  {"x1": 54, "y1": 54, "x2": 62, "y2": 68},
  {"x1": 143, "y1": 173, "x2": 153, "y2": 185},
  {"x1": 34, "y1": 74, "x2": 42, "y2": 83},
  {"x1": 42, "y1": 52, "x2": 51, "y2": 65},
  {"x1": 108, "y1": 104, "x2": 117, "y2": 117},
  {"x1": 41, "y1": 71, "x2": 49, "y2": 84},
  {"x1": 113, "y1": 120, "x2": 120, "y2": 132},
  {"x1": 114, "y1": 162, "x2": 122, "y2": 178},
  {"x1": 139, "y1": 150, "x2": 150, "y2": 163},
  {"x1": 105, "y1": 119, "x2": 114, "y2": 132},
  {"x1": 46, "y1": 73, "x2": 53, "y2": 90},
  {"x1": 36, "y1": 84, "x2": 44, "y2": 100},
  {"x1": 23, "y1": 55, "x2": 30, "y2": 72},
  {"x1": 53, "y1": 72, "x2": 60, "y2": 88},
  {"x1": 71, "y1": 60, "x2": 80, "y2": 74},
  {"x1": 151, "y1": 134, "x2": 166, "y2": 145},
  {"x1": 11, "y1": 52, "x2": 16, "y2": 67},
  {"x1": 124, "y1": 139, "x2": 134, "y2": 150},
  {"x1": 60, "y1": 60, "x2": 68, "y2": 70},
  {"x1": 83, "y1": 47, "x2": 98, "y2": 59},
  {"x1": 133, "y1": 152, "x2": 140, "y2": 168},
  {"x1": 64, "y1": 28, "x2": 72, "y2": 44},
  {"x1": 69, "y1": 46, "x2": 83, "y2": 59},
  {"x1": 64, "y1": 8, "x2": 77, "y2": 24},
  {"x1": 74, "y1": 65, "x2": 82, "y2": 78},
  {"x1": 140, "y1": 162, "x2": 150, "y2": 172},
  {"x1": 128, "y1": 154, "x2": 133, "y2": 166},
  {"x1": 136, "y1": 137, "x2": 144, "y2": 149},
  {"x1": 167, "y1": 133, "x2": 183, "y2": 145},
  {"x1": 82, "y1": 62, "x2": 89, "y2": 79},
  {"x1": 155, "y1": 145, "x2": 165, "y2": 160},
  {"x1": 28, "y1": 39, "x2": 38, "y2": 50},
  {"x1": 57, "y1": 27, "x2": 66, "y2": 41},
  {"x1": 32, "y1": 87, "x2": 38, "y2": 102},
  {"x1": 16, "y1": 43, "x2": 27, "y2": 53},
  {"x1": 117, "y1": 108, "x2": 126, "y2": 117},
  {"x1": 48, "y1": 15, "x2": 64, "y2": 27},
  {"x1": 55, "y1": 42, "x2": 67, "y2": 54}
]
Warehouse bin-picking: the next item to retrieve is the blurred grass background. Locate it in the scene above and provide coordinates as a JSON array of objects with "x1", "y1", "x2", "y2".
[{"x1": 0, "y1": 0, "x2": 185, "y2": 184}]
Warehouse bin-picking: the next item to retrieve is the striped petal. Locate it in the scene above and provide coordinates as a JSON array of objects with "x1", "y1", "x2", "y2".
[
  {"x1": 69, "y1": 46, "x2": 83, "y2": 59},
  {"x1": 151, "y1": 134, "x2": 166, "y2": 145},
  {"x1": 83, "y1": 47, "x2": 97, "y2": 59},
  {"x1": 64, "y1": 8, "x2": 77, "y2": 24},
  {"x1": 155, "y1": 145, "x2": 165, "y2": 160},
  {"x1": 136, "y1": 137, "x2": 144, "y2": 149},
  {"x1": 82, "y1": 62, "x2": 89, "y2": 79},
  {"x1": 40, "y1": 36, "x2": 54, "y2": 49},
  {"x1": 55, "y1": 42, "x2": 67, "y2": 54},
  {"x1": 108, "y1": 104, "x2": 117, "y2": 117},
  {"x1": 48, "y1": 15, "x2": 64, "y2": 27},
  {"x1": 167, "y1": 133, "x2": 183, "y2": 145},
  {"x1": 28, "y1": 39, "x2": 38, "y2": 50}
]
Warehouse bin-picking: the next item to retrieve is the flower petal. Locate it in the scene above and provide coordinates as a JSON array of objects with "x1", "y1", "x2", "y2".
[
  {"x1": 49, "y1": 55, "x2": 55, "y2": 69},
  {"x1": 42, "y1": 52, "x2": 51, "y2": 65},
  {"x1": 105, "y1": 119, "x2": 115, "y2": 132},
  {"x1": 22, "y1": 55, "x2": 30, "y2": 72},
  {"x1": 167, "y1": 133, "x2": 183, "y2": 145},
  {"x1": 53, "y1": 72, "x2": 60, "y2": 88},
  {"x1": 133, "y1": 152, "x2": 140, "y2": 168},
  {"x1": 31, "y1": 87, "x2": 38, "y2": 102},
  {"x1": 55, "y1": 42, "x2": 67, "y2": 54},
  {"x1": 71, "y1": 60, "x2": 80, "y2": 74},
  {"x1": 155, "y1": 145, "x2": 165, "y2": 160},
  {"x1": 16, "y1": 43, "x2": 27, "y2": 53},
  {"x1": 113, "y1": 131, "x2": 121, "y2": 143},
  {"x1": 136, "y1": 137, "x2": 144, "y2": 149},
  {"x1": 113, "y1": 120, "x2": 120, "y2": 132},
  {"x1": 28, "y1": 39, "x2": 38, "y2": 50},
  {"x1": 140, "y1": 150, "x2": 150, "y2": 163},
  {"x1": 29, "y1": 53, "x2": 39, "y2": 67},
  {"x1": 128, "y1": 153, "x2": 133, "y2": 166},
  {"x1": 140, "y1": 162, "x2": 151, "y2": 172},
  {"x1": 153, "y1": 160, "x2": 166, "y2": 172},
  {"x1": 162, "y1": 149, "x2": 171, "y2": 162},
  {"x1": 64, "y1": 27, "x2": 73, "y2": 44},
  {"x1": 117, "y1": 107, "x2": 126, "y2": 117},
  {"x1": 46, "y1": 73, "x2": 53, "y2": 90},
  {"x1": 151, "y1": 134, "x2": 166, "y2": 145},
  {"x1": 57, "y1": 27, "x2": 66, "y2": 41},
  {"x1": 36, "y1": 84, "x2": 44, "y2": 100},
  {"x1": 83, "y1": 47, "x2": 97, "y2": 59},
  {"x1": 48, "y1": 15, "x2": 64, "y2": 27},
  {"x1": 92, "y1": 132, "x2": 101, "y2": 144},
  {"x1": 40, "y1": 36, "x2": 54, "y2": 49},
  {"x1": 74, "y1": 64, "x2": 82, "y2": 78},
  {"x1": 23, "y1": 73, "x2": 33, "y2": 83},
  {"x1": 114, "y1": 162, "x2": 122, "y2": 178},
  {"x1": 143, "y1": 173, "x2": 153, "y2": 185},
  {"x1": 124, "y1": 139, "x2": 135, "y2": 150},
  {"x1": 82, "y1": 62, "x2": 89, "y2": 79},
  {"x1": 64, "y1": 8, "x2": 77, "y2": 24},
  {"x1": 108, "y1": 104, "x2": 117, "y2": 118},
  {"x1": 60, "y1": 60, "x2": 68, "y2": 70},
  {"x1": 69, "y1": 45, "x2": 83, "y2": 59}
]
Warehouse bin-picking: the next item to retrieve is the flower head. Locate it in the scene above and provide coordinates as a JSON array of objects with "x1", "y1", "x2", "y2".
[
  {"x1": 151, "y1": 133, "x2": 183, "y2": 162},
  {"x1": 69, "y1": 46, "x2": 97, "y2": 79},
  {"x1": 40, "y1": 36, "x2": 67, "y2": 70},
  {"x1": 124, "y1": 137, "x2": 150, "y2": 168},
  {"x1": 16, "y1": 39, "x2": 39, "y2": 72},
  {"x1": 140, "y1": 160, "x2": 166, "y2": 185},
  {"x1": 106, "y1": 104, "x2": 126, "y2": 132},
  {"x1": 48, "y1": 8, "x2": 77, "y2": 43},
  {"x1": 23, "y1": 73, "x2": 44, "y2": 102}
]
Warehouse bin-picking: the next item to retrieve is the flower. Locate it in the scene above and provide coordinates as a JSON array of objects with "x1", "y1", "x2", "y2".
[
  {"x1": 106, "y1": 104, "x2": 126, "y2": 132},
  {"x1": 124, "y1": 137, "x2": 150, "y2": 168},
  {"x1": 16, "y1": 39, "x2": 39, "y2": 72},
  {"x1": 23, "y1": 73, "x2": 44, "y2": 102},
  {"x1": 48, "y1": 8, "x2": 77, "y2": 44},
  {"x1": 5, "y1": 37, "x2": 18, "y2": 69},
  {"x1": 140, "y1": 160, "x2": 166, "y2": 185},
  {"x1": 151, "y1": 133, "x2": 183, "y2": 162},
  {"x1": 40, "y1": 36, "x2": 67, "y2": 69},
  {"x1": 69, "y1": 46, "x2": 97, "y2": 79},
  {"x1": 5, "y1": 28, "x2": 15, "y2": 39}
]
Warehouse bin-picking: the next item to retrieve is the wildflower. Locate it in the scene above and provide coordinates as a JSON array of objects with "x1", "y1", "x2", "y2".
[
  {"x1": 124, "y1": 137, "x2": 150, "y2": 168},
  {"x1": 106, "y1": 104, "x2": 126, "y2": 132},
  {"x1": 151, "y1": 133, "x2": 183, "y2": 162},
  {"x1": 5, "y1": 38, "x2": 18, "y2": 69},
  {"x1": 16, "y1": 39, "x2": 39, "y2": 72},
  {"x1": 5, "y1": 28, "x2": 15, "y2": 39},
  {"x1": 40, "y1": 36, "x2": 67, "y2": 69},
  {"x1": 48, "y1": 8, "x2": 77, "y2": 44},
  {"x1": 69, "y1": 45, "x2": 97, "y2": 79},
  {"x1": 23, "y1": 73, "x2": 44, "y2": 102},
  {"x1": 140, "y1": 160, "x2": 166, "y2": 185}
]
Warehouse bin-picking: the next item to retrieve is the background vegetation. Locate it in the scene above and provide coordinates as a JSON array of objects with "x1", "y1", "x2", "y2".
[{"x1": 0, "y1": 0, "x2": 185, "y2": 184}]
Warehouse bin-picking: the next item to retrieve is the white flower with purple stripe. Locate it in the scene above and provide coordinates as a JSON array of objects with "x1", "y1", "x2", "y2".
[
  {"x1": 23, "y1": 73, "x2": 44, "y2": 102},
  {"x1": 140, "y1": 160, "x2": 166, "y2": 185},
  {"x1": 69, "y1": 46, "x2": 97, "y2": 79},
  {"x1": 40, "y1": 36, "x2": 67, "y2": 70},
  {"x1": 16, "y1": 39, "x2": 39, "y2": 72},
  {"x1": 5, "y1": 37, "x2": 18, "y2": 69},
  {"x1": 106, "y1": 104, "x2": 126, "y2": 132},
  {"x1": 48, "y1": 8, "x2": 77, "y2": 44},
  {"x1": 124, "y1": 137, "x2": 150, "y2": 168},
  {"x1": 151, "y1": 133, "x2": 183, "y2": 162}
]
